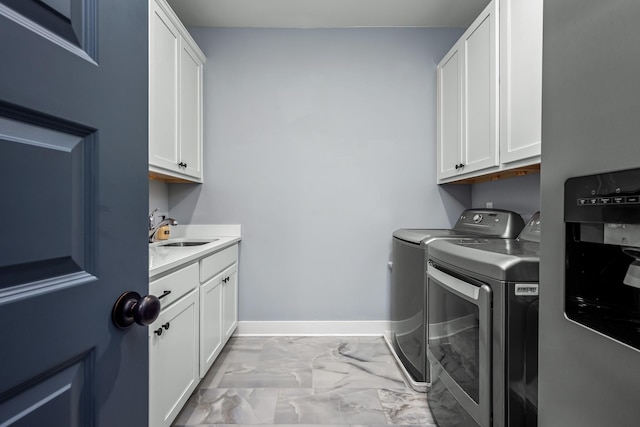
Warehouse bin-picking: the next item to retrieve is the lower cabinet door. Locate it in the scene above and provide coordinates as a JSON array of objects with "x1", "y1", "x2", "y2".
[
  {"x1": 222, "y1": 263, "x2": 238, "y2": 341},
  {"x1": 200, "y1": 273, "x2": 223, "y2": 378},
  {"x1": 149, "y1": 288, "x2": 199, "y2": 427}
]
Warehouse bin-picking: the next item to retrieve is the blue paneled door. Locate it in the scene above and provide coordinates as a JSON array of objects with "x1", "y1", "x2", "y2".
[{"x1": 0, "y1": 1, "x2": 150, "y2": 426}]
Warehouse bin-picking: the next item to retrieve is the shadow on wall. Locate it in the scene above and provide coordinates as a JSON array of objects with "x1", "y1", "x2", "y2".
[
  {"x1": 438, "y1": 183, "x2": 472, "y2": 226},
  {"x1": 470, "y1": 173, "x2": 541, "y2": 221},
  {"x1": 168, "y1": 184, "x2": 202, "y2": 224}
]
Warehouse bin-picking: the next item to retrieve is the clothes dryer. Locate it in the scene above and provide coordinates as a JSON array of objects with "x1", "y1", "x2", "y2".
[{"x1": 426, "y1": 212, "x2": 541, "y2": 427}]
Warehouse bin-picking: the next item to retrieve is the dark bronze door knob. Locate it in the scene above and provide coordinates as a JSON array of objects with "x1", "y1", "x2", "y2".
[{"x1": 112, "y1": 291, "x2": 161, "y2": 329}]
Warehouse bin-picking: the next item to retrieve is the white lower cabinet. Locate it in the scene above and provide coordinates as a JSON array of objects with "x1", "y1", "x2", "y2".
[
  {"x1": 149, "y1": 288, "x2": 199, "y2": 427},
  {"x1": 222, "y1": 263, "x2": 238, "y2": 341},
  {"x1": 199, "y1": 272, "x2": 223, "y2": 378},
  {"x1": 149, "y1": 243, "x2": 239, "y2": 427}
]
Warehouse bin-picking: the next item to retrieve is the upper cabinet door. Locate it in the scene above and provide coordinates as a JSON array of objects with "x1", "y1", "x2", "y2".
[
  {"x1": 149, "y1": 1, "x2": 180, "y2": 172},
  {"x1": 437, "y1": 46, "x2": 463, "y2": 180},
  {"x1": 499, "y1": 0, "x2": 543, "y2": 164},
  {"x1": 179, "y1": 41, "x2": 204, "y2": 180},
  {"x1": 461, "y1": 1, "x2": 499, "y2": 174}
]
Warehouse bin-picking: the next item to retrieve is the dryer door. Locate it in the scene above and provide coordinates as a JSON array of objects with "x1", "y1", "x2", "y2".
[{"x1": 427, "y1": 263, "x2": 492, "y2": 427}]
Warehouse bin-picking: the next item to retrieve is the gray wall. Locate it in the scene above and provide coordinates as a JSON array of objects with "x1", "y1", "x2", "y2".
[
  {"x1": 149, "y1": 180, "x2": 169, "y2": 214},
  {"x1": 470, "y1": 173, "x2": 540, "y2": 221},
  {"x1": 168, "y1": 27, "x2": 468, "y2": 321}
]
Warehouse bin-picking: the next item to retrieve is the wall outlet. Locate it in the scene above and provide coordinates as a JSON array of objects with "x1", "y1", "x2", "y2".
[{"x1": 486, "y1": 202, "x2": 493, "y2": 208}]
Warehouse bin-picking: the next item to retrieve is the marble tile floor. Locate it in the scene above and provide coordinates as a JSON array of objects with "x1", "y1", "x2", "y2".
[{"x1": 172, "y1": 336, "x2": 436, "y2": 427}]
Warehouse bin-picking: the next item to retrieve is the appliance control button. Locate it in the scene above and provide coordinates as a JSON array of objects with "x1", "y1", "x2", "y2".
[
  {"x1": 589, "y1": 198, "x2": 598, "y2": 204},
  {"x1": 627, "y1": 196, "x2": 639, "y2": 204},
  {"x1": 578, "y1": 198, "x2": 588, "y2": 205},
  {"x1": 599, "y1": 198, "x2": 611, "y2": 204},
  {"x1": 613, "y1": 197, "x2": 625, "y2": 204},
  {"x1": 473, "y1": 214, "x2": 483, "y2": 223}
]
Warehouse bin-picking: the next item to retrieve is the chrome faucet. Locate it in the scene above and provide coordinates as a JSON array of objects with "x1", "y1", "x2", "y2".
[{"x1": 149, "y1": 209, "x2": 178, "y2": 242}]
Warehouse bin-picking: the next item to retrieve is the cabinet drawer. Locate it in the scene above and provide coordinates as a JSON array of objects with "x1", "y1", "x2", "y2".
[
  {"x1": 200, "y1": 244, "x2": 238, "y2": 283},
  {"x1": 150, "y1": 262, "x2": 199, "y2": 309}
]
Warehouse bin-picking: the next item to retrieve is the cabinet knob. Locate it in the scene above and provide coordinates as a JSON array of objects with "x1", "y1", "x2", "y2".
[
  {"x1": 112, "y1": 291, "x2": 161, "y2": 329},
  {"x1": 154, "y1": 327, "x2": 163, "y2": 336},
  {"x1": 162, "y1": 322, "x2": 170, "y2": 330}
]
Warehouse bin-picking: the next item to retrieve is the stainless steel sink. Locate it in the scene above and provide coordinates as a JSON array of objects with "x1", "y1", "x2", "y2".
[{"x1": 159, "y1": 239, "x2": 218, "y2": 247}]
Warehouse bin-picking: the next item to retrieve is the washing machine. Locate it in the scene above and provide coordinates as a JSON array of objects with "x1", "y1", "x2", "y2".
[{"x1": 388, "y1": 209, "x2": 525, "y2": 391}]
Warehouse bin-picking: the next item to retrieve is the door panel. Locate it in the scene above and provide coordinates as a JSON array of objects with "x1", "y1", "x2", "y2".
[
  {"x1": 200, "y1": 273, "x2": 223, "y2": 378},
  {"x1": 149, "y1": 1, "x2": 180, "y2": 172},
  {"x1": 0, "y1": 0, "x2": 97, "y2": 60},
  {"x1": 0, "y1": 350, "x2": 93, "y2": 426},
  {"x1": 222, "y1": 264, "x2": 238, "y2": 340},
  {"x1": 437, "y1": 47, "x2": 462, "y2": 180},
  {"x1": 149, "y1": 289, "x2": 199, "y2": 427},
  {"x1": 179, "y1": 42, "x2": 202, "y2": 179},
  {"x1": 0, "y1": 114, "x2": 94, "y2": 287},
  {"x1": 462, "y1": 3, "x2": 498, "y2": 174},
  {"x1": 0, "y1": 0, "x2": 149, "y2": 425}
]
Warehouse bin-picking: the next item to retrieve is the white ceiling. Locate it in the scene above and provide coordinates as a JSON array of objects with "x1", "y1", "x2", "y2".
[{"x1": 165, "y1": 0, "x2": 490, "y2": 29}]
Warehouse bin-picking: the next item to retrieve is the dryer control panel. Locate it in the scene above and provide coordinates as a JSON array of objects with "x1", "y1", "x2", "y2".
[{"x1": 454, "y1": 209, "x2": 525, "y2": 239}]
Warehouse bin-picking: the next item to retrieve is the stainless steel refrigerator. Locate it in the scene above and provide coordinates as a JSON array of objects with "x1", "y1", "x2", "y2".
[{"x1": 540, "y1": 0, "x2": 640, "y2": 425}]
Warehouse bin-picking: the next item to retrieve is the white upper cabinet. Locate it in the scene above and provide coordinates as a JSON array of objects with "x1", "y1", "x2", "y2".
[
  {"x1": 461, "y1": 3, "x2": 499, "y2": 175},
  {"x1": 437, "y1": 0, "x2": 542, "y2": 183},
  {"x1": 437, "y1": 1, "x2": 498, "y2": 181},
  {"x1": 149, "y1": 3, "x2": 179, "y2": 173},
  {"x1": 149, "y1": 0, "x2": 205, "y2": 183},
  {"x1": 179, "y1": 42, "x2": 203, "y2": 179},
  {"x1": 437, "y1": 46, "x2": 462, "y2": 180},
  {"x1": 499, "y1": 0, "x2": 543, "y2": 164}
]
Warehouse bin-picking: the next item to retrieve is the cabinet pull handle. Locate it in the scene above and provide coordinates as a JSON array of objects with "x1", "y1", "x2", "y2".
[
  {"x1": 163, "y1": 322, "x2": 170, "y2": 330},
  {"x1": 158, "y1": 290, "x2": 172, "y2": 300},
  {"x1": 154, "y1": 328, "x2": 163, "y2": 336}
]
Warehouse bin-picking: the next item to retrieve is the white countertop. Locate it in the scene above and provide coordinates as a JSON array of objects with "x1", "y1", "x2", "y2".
[{"x1": 149, "y1": 224, "x2": 241, "y2": 279}]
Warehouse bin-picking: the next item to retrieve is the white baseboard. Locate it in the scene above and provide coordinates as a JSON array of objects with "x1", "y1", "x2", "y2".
[{"x1": 235, "y1": 320, "x2": 390, "y2": 336}]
